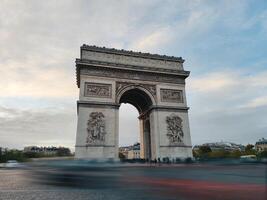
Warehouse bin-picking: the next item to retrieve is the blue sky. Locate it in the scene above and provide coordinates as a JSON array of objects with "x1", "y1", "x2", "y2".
[{"x1": 0, "y1": 0, "x2": 266, "y2": 150}]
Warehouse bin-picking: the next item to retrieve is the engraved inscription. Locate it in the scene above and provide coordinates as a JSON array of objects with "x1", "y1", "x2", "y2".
[
  {"x1": 86, "y1": 112, "x2": 106, "y2": 145},
  {"x1": 84, "y1": 82, "x2": 112, "y2": 98},
  {"x1": 166, "y1": 114, "x2": 184, "y2": 144},
  {"x1": 160, "y1": 89, "x2": 183, "y2": 103}
]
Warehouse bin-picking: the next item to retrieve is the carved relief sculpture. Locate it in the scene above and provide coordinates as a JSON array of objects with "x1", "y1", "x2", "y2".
[
  {"x1": 166, "y1": 114, "x2": 184, "y2": 144},
  {"x1": 86, "y1": 112, "x2": 106, "y2": 145},
  {"x1": 84, "y1": 82, "x2": 112, "y2": 98},
  {"x1": 160, "y1": 89, "x2": 183, "y2": 103}
]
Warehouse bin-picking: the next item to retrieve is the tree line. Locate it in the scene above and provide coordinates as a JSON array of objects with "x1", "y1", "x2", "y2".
[
  {"x1": 193, "y1": 144, "x2": 267, "y2": 160},
  {"x1": 0, "y1": 147, "x2": 72, "y2": 163}
]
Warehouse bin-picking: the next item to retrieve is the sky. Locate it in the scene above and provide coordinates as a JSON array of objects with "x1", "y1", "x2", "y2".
[{"x1": 0, "y1": 0, "x2": 266, "y2": 151}]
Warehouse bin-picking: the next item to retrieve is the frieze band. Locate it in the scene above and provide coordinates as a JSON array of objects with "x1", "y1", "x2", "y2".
[
  {"x1": 84, "y1": 82, "x2": 112, "y2": 98},
  {"x1": 160, "y1": 89, "x2": 183, "y2": 103}
]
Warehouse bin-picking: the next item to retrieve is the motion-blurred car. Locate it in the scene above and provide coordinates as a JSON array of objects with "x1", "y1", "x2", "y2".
[
  {"x1": 240, "y1": 155, "x2": 258, "y2": 163},
  {"x1": 29, "y1": 159, "x2": 123, "y2": 188},
  {"x1": 5, "y1": 160, "x2": 21, "y2": 168}
]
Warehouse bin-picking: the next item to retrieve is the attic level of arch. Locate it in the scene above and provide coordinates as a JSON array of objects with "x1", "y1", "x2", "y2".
[
  {"x1": 80, "y1": 44, "x2": 185, "y2": 63},
  {"x1": 76, "y1": 45, "x2": 190, "y2": 88}
]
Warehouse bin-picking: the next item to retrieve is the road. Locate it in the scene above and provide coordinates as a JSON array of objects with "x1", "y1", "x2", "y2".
[{"x1": 0, "y1": 163, "x2": 266, "y2": 200}]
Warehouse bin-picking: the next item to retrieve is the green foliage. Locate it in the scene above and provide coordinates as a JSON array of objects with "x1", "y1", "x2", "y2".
[
  {"x1": 56, "y1": 147, "x2": 71, "y2": 157},
  {"x1": 194, "y1": 148, "x2": 244, "y2": 160},
  {"x1": 257, "y1": 150, "x2": 267, "y2": 158},
  {"x1": 199, "y1": 146, "x2": 212, "y2": 154},
  {"x1": 244, "y1": 144, "x2": 256, "y2": 155},
  {"x1": 245, "y1": 144, "x2": 254, "y2": 151},
  {"x1": 228, "y1": 150, "x2": 242, "y2": 158},
  {"x1": 207, "y1": 150, "x2": 228, "y2": 159},
  {"x1": 119, "y1": 152, "x2": 126, "y2": 159},
  {"x1": 23, "y1": 152, "x2": 43, "y2": 158},
  {"x1": 195, "y1": 146, "x2": 212, "y2": 160},
  {"x1": 192, "y1": 150, "x2": 198, "y2": 158},
  {"x1": 0, "y1": 147, "x2": 72, "y2": 163},
  {"x1": 0, "y1": 149, "x2": 28, "y2": 163}
]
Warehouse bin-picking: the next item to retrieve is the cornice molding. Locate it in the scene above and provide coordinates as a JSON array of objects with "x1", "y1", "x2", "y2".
[
  {"x1": 150, "y1": 105, "x2": 189, "y2": 112},
  {"x1": 77, "y1": 101, "x2": 120, "y2": 112},
  {"x1": 76, "y1": 59, "x2": 189, "y2": 76},
  {"x1": 76, "y1": 63, "x2": 188, "y2": 88}
]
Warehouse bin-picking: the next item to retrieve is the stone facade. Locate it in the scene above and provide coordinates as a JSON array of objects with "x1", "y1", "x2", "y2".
[{"x1": 75, "y1": 45, "x2": 192, "y2": 159}]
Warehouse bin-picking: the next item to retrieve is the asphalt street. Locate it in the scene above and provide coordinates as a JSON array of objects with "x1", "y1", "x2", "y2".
[{"x1": 0, "y1": 163, "x2": 266, "y2": 200}]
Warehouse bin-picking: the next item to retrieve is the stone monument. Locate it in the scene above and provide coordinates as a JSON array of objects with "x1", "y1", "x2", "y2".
[{"x1": 75, "y1": 45, "x2": 192, "y2": 159}]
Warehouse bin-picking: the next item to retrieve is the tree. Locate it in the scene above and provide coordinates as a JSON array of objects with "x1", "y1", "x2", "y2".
[
  {"x1": 257, "y1": 150, "x2": 267, "y2": 159},
  {"x1": 199, "y1": 146, "x2": 212, "y2": 154},
  {"x1": 119, "y1": 152, "x2": 126, "y2": 159},
  {"x1": 245, "y1": 144, "x2": 256, "y2": 155},
  {"x1": 195, "y1": 146, "x2": 212, "y2": 160},
  {"x1": 229, "y1": 150, "x2": 242, "y2": 158},
  {"x1": 56, "y1": 147, "x2": 71, "y2": 156},
  {"x1": 245, "y1": 144, "x2": 254, "y2": 152}
]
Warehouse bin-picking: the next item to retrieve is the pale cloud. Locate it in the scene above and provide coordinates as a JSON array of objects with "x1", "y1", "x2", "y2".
[
  {"x1": 188, "y1": 69, "x2": 267, "y2": 145},
  {"x1": 189, "y1": 72, "x2": 239, "y2": 92},
  {"x1": 248, "y1": 71, "x2": 267, "y2": 87},
  {"x1": 0, "y1": 105, "x2": 77, "y2": 150},
  {"x1": 0, "y1": 60, "x2": 77, "y2": 98},
  {"x1": 188, "y1": 70, "x2": 267, "y2": 95},
  {"x1": 130, "y1": 27, "x2": 173, "y2": 52},
  {"x1": 240, "y1": 96, "x2": 267, "y2": 108}
]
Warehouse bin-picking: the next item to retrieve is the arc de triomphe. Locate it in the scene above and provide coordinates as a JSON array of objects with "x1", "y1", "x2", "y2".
[{"x1": 75, "y1": 45, "x2": 192, "y2": 160}]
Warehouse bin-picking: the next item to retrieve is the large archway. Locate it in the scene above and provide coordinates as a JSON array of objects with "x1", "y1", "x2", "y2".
[
  {"x1": 75, "y1": 45, "x2": 193, "y2": 160},
  {"x1": 118, "y1": 103, "x2": 139, "y2": 148},
  {"x1": 118, "y1": 88, "x2": 154, "y2": 159}
]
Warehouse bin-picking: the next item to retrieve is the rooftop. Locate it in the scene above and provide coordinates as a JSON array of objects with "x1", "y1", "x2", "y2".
[
  {"x1": 256, "y1": 138, "x2": 267, "y2": 144},
  {"x1": 81, "y1": 44, "x2": 184, "y2": 63}
]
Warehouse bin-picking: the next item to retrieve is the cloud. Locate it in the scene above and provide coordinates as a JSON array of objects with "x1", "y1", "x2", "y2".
[
  {"x1": 187, "y1": 69, "x2": 267, "y2": 145},
  {"x1": 240, "y1": 96, "x2": 267, "y2": 108},
  {"x1": 189, "y1": 71, "x2": 239, "y2": 92},
  {"x1": 130, "y1": 27, "x2": 173, "y2": 52},
  {"x1": 0, "y1": 61, "x2": 77, "y2": 98},
  {"x1": 0, "y1": 105, "x2": 77, "y2": 150}
]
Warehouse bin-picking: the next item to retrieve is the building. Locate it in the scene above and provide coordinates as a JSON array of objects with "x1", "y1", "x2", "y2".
[
  {"x1": 119, "y1": 143, "x2": 141, "y2": 159},
  {"x1": 255, "y1": 138, "x2": 267, "y2": 152},
  {"x1": 118, "y1": 146, "x2": 130, "y2": 159},
  {"x1": 193, "y1": 141, "x2": 245, "y2": 152},
  {"x1": 127, "y1": 143, "x2": 141, "y2": 159},
  {"x1": 23, "y1": 146, "x2": 70, "y2": 156}
]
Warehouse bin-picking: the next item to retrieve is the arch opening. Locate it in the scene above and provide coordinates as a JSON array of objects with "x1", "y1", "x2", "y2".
[
  {"x1": 118, "y1": 88, "x2": 153, "y2": 114},
  {"x1": 118, "y1": 88, "x2": 153, "y2": 160},
  {"x1": 119, "y1": 103, "x2": 140, "y2": 159}
]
